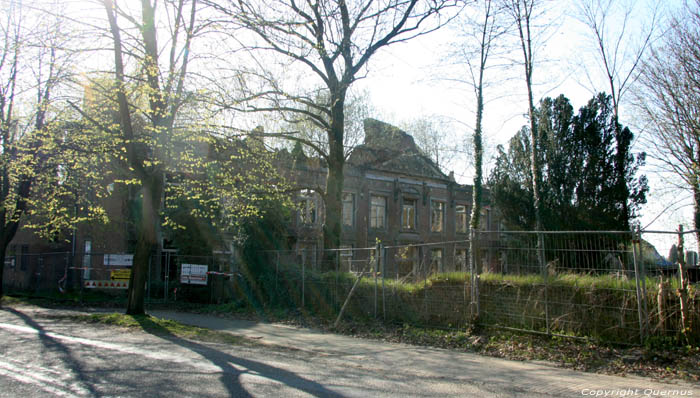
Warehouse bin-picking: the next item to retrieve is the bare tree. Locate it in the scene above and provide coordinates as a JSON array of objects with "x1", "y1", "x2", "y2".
[
  {"x1": 637, "y1": 0, "x2": 700, "y2": 251},
  {"x1": 450, "y1": 0, "x2": 507, "y2": 318},
  {"x1": 287, "y1": 88, "x2": 375, "y2": 159},
  {"x1": 206, "y1": 0, "x2": 458, "y2": 254},
  {"x1": 576, "y1": 0, "x2": 659, "y2": 230},
  {"x1": 503, "y1": 0, "x2": 547, "y2": 270}
]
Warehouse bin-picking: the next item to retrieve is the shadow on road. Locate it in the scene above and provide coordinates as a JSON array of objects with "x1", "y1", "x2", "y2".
[
  {"x1": 4, "y1": 307, "x2": 100, "y2": 396},
  {"x1": 134, "y1": 315, "x2": 345, "y2": 398}
]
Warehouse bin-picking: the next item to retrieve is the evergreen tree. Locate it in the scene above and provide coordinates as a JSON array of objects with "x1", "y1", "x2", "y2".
[{"x1": 489, "y1": 93, "x2": 647, "y2": 231}]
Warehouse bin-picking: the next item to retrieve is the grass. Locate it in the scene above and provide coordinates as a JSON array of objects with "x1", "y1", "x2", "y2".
[
  {"x1": 69, "y1": 312, "x2": 255, "y2": 346},
  {"x1": 2, "y1": 291, "x2": 127, "y2": 307}
]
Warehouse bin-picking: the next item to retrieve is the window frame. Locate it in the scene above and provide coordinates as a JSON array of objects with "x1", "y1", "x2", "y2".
[
  {"x1": 298, "y1": 189, "x2": 318, "y2": 225},
  {"x1": 430, "y1": 199, "x2": 445, "y2": 233},
  {"x1": 342, "y1": 192, "x2": 355, "y2": 228},
  {"x1": 370, "y1": 194, "x2": 387, "y2": 230},
  {"x1": 480, "y1": 207, "x2": 490, "y2": 231},
  {"x1": 455, "y1": 204, "x2": 469, "y2": 234},
  {"x1": 455, "y1": 248, "x2": 468, "y2": 271},
  {"x1": 401, "y1": 197, "x2": 418, "y2": 232},
  {"x1": 430, "y1": 248, "x2": 443, "y2": 273}
]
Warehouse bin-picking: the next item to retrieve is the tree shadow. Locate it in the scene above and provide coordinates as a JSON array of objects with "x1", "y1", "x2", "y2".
[
  {"x1": 4, "y1": 307, "x2": 100, "y2": 396},
  {"x1": 134, "y1": 315, "x2": 345, "y2": 398}
]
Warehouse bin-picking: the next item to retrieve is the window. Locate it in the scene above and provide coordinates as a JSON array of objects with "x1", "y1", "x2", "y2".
[
  {"x1": 401, "y1": 199, "x2": 416, "y2": 230},
  {"x1": 396, "y1": 246, "x2": 418, "y2": 276},
  {"x1": 299, "y1": 190, "x2": 317, "y2": 225},
  {"x1": 370, "y1": 195, "x2": 386, "y2": 229},
  {"x1": 6, "y1": 245, "x2": 15, "y2": 269},
  {"x1": 456, "y1": 205, "x2": 468, "y2": 234},
  {"x1": 430, "y1": 248, "x2": 443, "y2": 273},
  {"x1": 431, "y1": 200, "x2": 444, "y2": 233},
  {"x1": 342, "y1": 193, "x2": 354, "y2": 227},
  {"x1": 455, "y1": 248, "x2": 468, "y2": 271},
  {"x1": 340, "y1": 245, "x2": 354, "y2": 271},
  {"x1": 297, "y1": 242, "x2": 317, "y2": 269},
  {"x1": 20, "y1": 244, "x2": 29, "y2": 271},
  {"x1": 480, "y1": 208, "x2": 490, "y2": 231},
  {"x1": 82, "y1": 240, "x2": 92, "y2": 279}
]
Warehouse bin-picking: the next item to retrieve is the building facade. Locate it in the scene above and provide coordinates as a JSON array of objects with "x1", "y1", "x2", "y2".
[{"x1": 282, "y1": 119, "x2": 497, "y2": 277}]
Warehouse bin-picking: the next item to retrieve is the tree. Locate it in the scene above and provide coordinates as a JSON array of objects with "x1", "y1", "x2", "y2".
[
  {"x1": 637, "y1": 0, "x2": 700, "y2": 252},
  {"x1": 502, "y1": 0, "x2": 547, "y2": 271},
  {"x1": 0, "y1": 0, "x2": 87, "y2": 297},
  {"x1": 489, "y1": 93, "x2": 647, "y2": 232},
  {"x1": 575, "y1": 0, "x2": 659, "y2": 231},
  {"x1": 285, "y1": 88, "x2": 375, "y2": 159},
  {"x1": 206, "y1": 0, "x2": 457, "y2": 256},
  {"x1": 82, "y1": 0, "x2": 201, "y2": 315}
]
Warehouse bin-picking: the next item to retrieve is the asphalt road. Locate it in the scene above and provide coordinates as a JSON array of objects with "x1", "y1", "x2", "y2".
[{"x1": 0, "y1": 306, "x2": 697, "y2": 398}]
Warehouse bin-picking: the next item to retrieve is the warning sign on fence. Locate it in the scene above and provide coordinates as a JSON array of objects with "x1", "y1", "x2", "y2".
[
  {"x1": 181, "y1": 264, "x2": 208, "y2": 285},
  {"x1": 84, "y1": 280, "x2": 129, "y2": 289},
  {"x1": 110, "y1": 269, "x2": 131, "y2": 281}
]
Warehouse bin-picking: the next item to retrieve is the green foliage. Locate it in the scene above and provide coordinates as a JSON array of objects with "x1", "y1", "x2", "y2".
[{"x1": 489, "y1": 93, "x2": 648, "y2": 231}]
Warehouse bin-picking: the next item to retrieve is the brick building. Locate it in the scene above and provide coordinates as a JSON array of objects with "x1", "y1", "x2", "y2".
[
  {"x1": 281, "y1": 119, "x2": 497, "y2": 276},
  {"x1": 3, "y1": 118, "x2": 497, "y2": 292}
]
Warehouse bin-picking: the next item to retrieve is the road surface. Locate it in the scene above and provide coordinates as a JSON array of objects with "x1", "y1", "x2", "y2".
[{"x1": 0, "y1": 306, "x2": 697, "y2": 397}]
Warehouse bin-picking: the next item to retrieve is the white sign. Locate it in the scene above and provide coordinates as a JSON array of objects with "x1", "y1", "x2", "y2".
[
  {"x1": 181, "y1": 263, "x2": 208, "y2": 285},
  {"x1": 104, "y1": 254, "x2": 133, "y2": 267}
]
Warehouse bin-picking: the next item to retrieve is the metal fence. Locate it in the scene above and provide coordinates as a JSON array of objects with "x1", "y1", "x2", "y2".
[
  {"x1": 2, "y1": 251, "x2": 237, "y2": 304},
  {"x1": 266, "y1": 229, "x2": 698, "y2": 344},
  {"x1": 3, "y1": 229, "x2": 698, "y2": 344}
]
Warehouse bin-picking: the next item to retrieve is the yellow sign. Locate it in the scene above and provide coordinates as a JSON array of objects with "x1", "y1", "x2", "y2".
[{"x1": 110, "y1": 269, "x2": 131, "y2": 281}]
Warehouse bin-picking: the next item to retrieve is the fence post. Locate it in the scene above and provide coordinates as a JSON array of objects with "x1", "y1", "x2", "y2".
[
  {"x1": 147, "y1": 254, "x2": 152, "y2": 302},
  {"x1": 382, "y1": 245, "x2": 386, "y2": 321},
  {"x1": 638, "y1": 227, "x2": 649, "y2": 338},
  {"x1": 631, "y1": 229, "x2": 647, "y2": 343},
  {"x1": 469, "y1": 229, "x2": 480, "y2": 321},
  {"x1": 540, "y1": 234, "x2": 550, "y2": 336},
  {"x1": 36, "y1": 255, "x2": 43, "y2": 294},
  {"x1": 374, "y1": 242, "x2": 380, "y2": 319},
  {"x1": 677, "y1": 225, "x2": 690, "y2": 342},
  {"x1": 335, "y1": 249, "x2": 340, "y2": 311},
  {"x1": 302, "y1": 249, "x2": 306, "y2": 309},
  {"x1": 276, "y1": 251, "x2": 280, "y2": 293}
]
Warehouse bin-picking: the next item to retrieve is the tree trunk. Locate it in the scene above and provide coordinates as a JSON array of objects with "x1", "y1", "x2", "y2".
[
  {"x1": 126, "y1": 174, "x2": 163, "y2": 315},
  {"x1": 0, "y1": 243, "x2": 6, "y2": 298},
  {"x1": 322, "y1": 94, "x2": 346, "y2": 266},
  {"x1": 693, "y1": 182, "x2": 700, "y2": 255},
  {"x1": 0, "y1": 212, "x2": 23, "y2": 298},
  {"x1": 469, "y1": 71, "x2": 485, "y2": 318}
]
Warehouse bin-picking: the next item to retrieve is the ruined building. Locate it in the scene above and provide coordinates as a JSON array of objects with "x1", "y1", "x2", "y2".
[{"x1": 280, "y1": 119, "x2": 496, "y2": 276}]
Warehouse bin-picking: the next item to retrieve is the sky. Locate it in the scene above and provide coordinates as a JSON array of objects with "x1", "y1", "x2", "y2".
[
  {"x1": 18, "y1": 0, "x2": 691, "y2": 256},
  {"x1": 352, "y1": 0, "x2": 692, "y2": 255}
]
